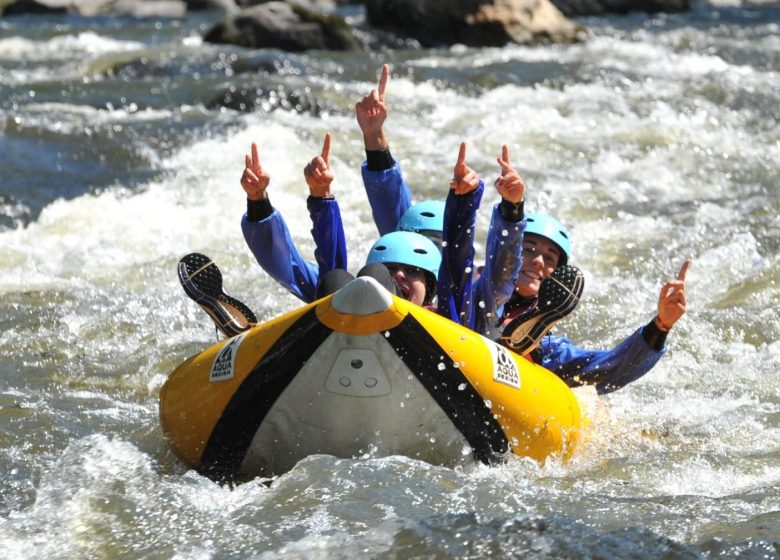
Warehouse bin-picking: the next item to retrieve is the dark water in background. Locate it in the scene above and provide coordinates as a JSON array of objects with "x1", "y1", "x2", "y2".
[{"x1": 1, "y1": 3, "x2": 779, "y2": 558}]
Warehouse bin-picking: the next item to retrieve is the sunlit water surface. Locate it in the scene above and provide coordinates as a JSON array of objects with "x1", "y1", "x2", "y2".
[{"x1": 0, "y1": 3, "x2": 778, "y2": 558}]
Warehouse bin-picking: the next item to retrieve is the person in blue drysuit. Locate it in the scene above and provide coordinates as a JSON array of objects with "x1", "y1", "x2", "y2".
[
  {"x1": 240, "y1": 132, "x2": 347, "y2": 303},
  {"x1": 355, "y1": 63, "x2": 412, "y2": 237},
  {"x1": 436, "y1": 141, "x2": 484, "y2": 323},
  {"x1": 438, "y1": 144, "x2": 527, "y2": 328},
  {"x1": 462, "y1": 151, "x2": 691, "y2": 393},
  {"x1": 238, "y1": 130, "x2": 443, "y2": 304},
  {"x1": 501, "y1": 228, "x2": 688, "y2": 393}
]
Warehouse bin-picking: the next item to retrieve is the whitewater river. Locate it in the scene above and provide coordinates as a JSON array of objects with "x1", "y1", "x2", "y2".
[{"x1": 1, "y1": 3, "x2": 778, "y2": 558}]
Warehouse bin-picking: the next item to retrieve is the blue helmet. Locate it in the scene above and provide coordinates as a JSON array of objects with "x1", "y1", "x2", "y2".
[
  {"x1": 398, "y1": 200, "x2": 445, "y2": 236},
  {"x1": 366, "y1": 231, "x2": 441, "y2": 279},
  {"x1": 524, "y1": 212, "x2": 571, "y2": 266}
]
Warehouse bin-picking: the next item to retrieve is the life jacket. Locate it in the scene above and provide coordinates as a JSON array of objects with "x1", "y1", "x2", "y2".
[{"x1": 498, "y1": 292, "x2": 537, "y2": 328}]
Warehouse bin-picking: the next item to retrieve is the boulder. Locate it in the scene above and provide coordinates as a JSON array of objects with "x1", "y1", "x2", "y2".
[
  {"x1": 362, "y1": 0, "x2": 585, "y2": 47},
  {"x1": 203, "y1": 2, "x2": 359, "y2": 51},
  {"x1": 1, "y1": 0, "x2": 69, "y2": 14}
]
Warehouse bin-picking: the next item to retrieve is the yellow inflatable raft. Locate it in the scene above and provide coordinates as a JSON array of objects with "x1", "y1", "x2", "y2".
[{"x1": 160, "y1": 277, "x2": 581, "y2": 482}]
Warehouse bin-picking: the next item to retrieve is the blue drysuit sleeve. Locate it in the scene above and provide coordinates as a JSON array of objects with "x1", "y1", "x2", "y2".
[
  {"x1": 307, "y1": 196, "x2": 347, "y2": 276},
  {"x1": 437, "y1": 181, "x2": 484, "y2": 324},
  {"x1": 361, "y1": 159, "x2": 413, "y2": 235},
  {"x1": 241, "y1": 209, "x2": 319, "y2": 303},
  {"x1": 537, "y1": 328, "x2": 667, "y2": 394},
  {"x1": 472, "y1": 203, "x2": 525, "y2": 337}
]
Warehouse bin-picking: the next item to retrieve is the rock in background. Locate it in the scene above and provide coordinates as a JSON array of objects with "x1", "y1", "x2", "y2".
[
  {"x1": 1, "y1": 0, "x2": 693, "y2": 51},
  {"x1": 362, "y1": 0, "x2": 586, "y2": 47},
  {"x1": 202, "y1": 1, "x2": 359, "y2": 51}
]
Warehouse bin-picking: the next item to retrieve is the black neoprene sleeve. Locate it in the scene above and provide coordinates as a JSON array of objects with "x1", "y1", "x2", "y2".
[
  {"x1": 641, "y1": 319, "x2": 668, "y2": 351},
  {"x1": 247, "y1": 197, "x2": 273, "y2": 222},
  {"x1": 365, "y1": 148, "x2": 394, "y2": 171},
  {"x1": 499, "y1": 199, "x2": 525, "y2": 223}
]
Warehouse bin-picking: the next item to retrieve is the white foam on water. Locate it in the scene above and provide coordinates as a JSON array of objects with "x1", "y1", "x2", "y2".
[
  {"x1": 0, "y1": 31, "x2": 144, "y2": 62},
  {"x1": 0, "y1": 117, "x2": 374, "y2": 293},
  {"x1": 12, "y1": 101, "x2": 179, "y2": 141},
  {"x1": 1, "y1": 10, "x2": 779, "y2": 556}
]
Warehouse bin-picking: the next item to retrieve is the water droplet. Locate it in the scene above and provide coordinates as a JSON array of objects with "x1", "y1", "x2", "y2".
[
  {"x1": 437, "y1": 362, "x2": 446, "y2": 371},
  {"x1": 458, "y1": 383, "x2": 467, "y2": 391}
]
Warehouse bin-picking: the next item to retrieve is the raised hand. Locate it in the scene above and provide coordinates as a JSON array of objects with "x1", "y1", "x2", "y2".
[
  {"x1": 355, "y1": 63, "x2": 389, "y2": 151},
  {"x1": 304, "y1": 132, "x2": 335, "y2": 198},
  {"x1": 241, "y1": 142, "x2": 270, "y2": 201},
  {"x1": 655, "y1": 259, "x2": 690, "y2": 332},
  {"x1": 449, "y1": 142, "x2": 480, "y2": 195},
  {"x1": 494, "y1": 144, "x2": 525, "y2": 204}
]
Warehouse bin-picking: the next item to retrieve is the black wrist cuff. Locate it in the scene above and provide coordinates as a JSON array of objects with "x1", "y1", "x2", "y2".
[
  {"x1": 642, "y1": 318, "x2": 668, "y2": 351},
  {"x1": 365, "y1": 148, "x2": 393, "y2": 172},
  {"x1": 247, "y1": 197, "x2": 273, "y2": 222},
  {"x1": 499, "y1": 199, "x2": 525, "y2": 222}
]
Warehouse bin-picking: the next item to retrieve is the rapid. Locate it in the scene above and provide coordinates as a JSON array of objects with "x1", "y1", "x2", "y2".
[{"x1": 0, "y1": 3, "x2": 778, "y2": 558}]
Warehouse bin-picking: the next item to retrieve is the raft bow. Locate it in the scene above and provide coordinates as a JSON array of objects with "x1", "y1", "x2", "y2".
[{"x1": 160, "y1": 277, "x2": 581, "y2": 482}]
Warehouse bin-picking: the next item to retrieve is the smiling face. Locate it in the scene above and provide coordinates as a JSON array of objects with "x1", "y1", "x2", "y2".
[
  {"x1": 385, "y1": 263, "x2": 428, "y2": 305},
  {"x1": 514, "y1": 233, "x2": 562, "y2": 297}
]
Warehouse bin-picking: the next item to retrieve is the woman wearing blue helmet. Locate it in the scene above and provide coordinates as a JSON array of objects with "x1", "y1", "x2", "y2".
[
  {"x1": 239, "y1": 133, "x2": 347, "y2": 304},
  {"x1": 468, "y1": 150, "x2": 689, "y2": 394},
  {"x1": 497, "y1": 212, "x2": 573, "y2": 322},
  {"x1": 365, "y1": 230, "x2": 441, "y2": 306}
]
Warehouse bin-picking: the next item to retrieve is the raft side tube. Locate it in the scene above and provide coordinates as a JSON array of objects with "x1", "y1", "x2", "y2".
[
  {"x1": 159, "y1": 299, "x2": 320, "y2": 468},
  {"x1": 404, "y1": 304, "x2": 581, "y2": 462}
]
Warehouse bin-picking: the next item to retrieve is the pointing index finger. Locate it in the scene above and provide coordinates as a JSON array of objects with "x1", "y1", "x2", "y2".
[
  {"x1": 378, "y1": 64, "x2": 389, "y2": 101},
  {"x1": 677, "y1": 259, "x2": 691, "y2": 281},
  {"x1": 251, "y1": 142, "x2": 259, "y2": 168},
  {"x1": 456, "y1": 142, "x2": 467, "y2": 167},
  {"x1": 321, "y1": 132, "x2": 331, "y2": 165},
  {"x1": 497, "y1": 144, "x2": 512, "y2": 174}
]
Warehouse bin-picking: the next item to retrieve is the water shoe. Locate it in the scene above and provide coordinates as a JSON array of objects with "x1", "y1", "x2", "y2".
[
  {"x1": 178, "y1": 253, "x2": 257, "y2": 338},
  {"x1": 500, "y1": 264, "x2": 584, "y2": 355}
]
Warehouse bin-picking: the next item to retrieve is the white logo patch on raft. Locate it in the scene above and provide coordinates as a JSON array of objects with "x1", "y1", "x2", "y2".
[
  {"x1": 485, "y1": 338, "x2": 521, "y2": 389},
  {"x1": 210, "y1": 333, "x2": 246, "y2": 382}
]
